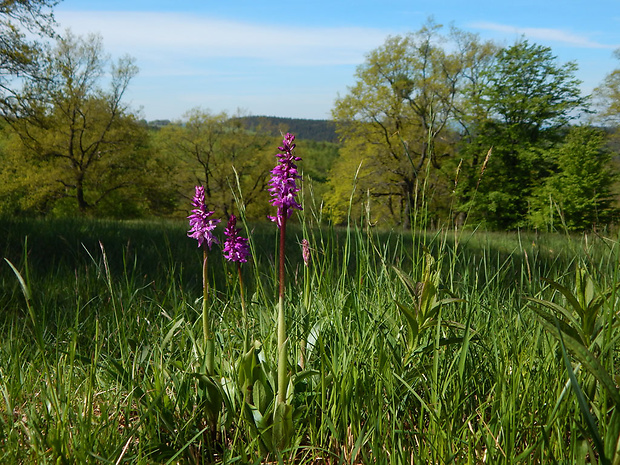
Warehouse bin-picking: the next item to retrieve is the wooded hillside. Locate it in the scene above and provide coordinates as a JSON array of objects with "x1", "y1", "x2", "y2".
[{"x1": 233, "y1": 116, "x2": 338, "y2": 143}]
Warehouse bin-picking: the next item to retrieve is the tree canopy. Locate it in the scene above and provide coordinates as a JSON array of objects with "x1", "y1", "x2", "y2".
[
  {"x1": 0, "y1": 0, "x2": 57, "y2": 110},
  {"x1": 464, "y1": 40, "x2": 588, "y2": 229},
  {"x1": 154, "y1": 108, "x2": 277, "y2": 220},
  {"x1": 0, "y1": 31, "x2": 162, "y2": 216},
  {"x1": 329, "y1": 22, "x2": 488, "y2": 226},
  {"x1": 528, "y1": 126, "x2": 616, "y2": 231},
  {"x1": 330, "y1": 24, "x2": 599, "y2": 230},
  {"x1": 593, "y1": 49, "x2": 620, "y2": 125},
  {"x1": 0, "y1": 10, "x2": 618, "y2": 232}
]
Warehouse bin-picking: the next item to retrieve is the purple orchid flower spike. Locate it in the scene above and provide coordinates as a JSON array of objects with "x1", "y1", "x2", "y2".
[
  {"x1": 223, "y1": 214, "x2": 251, "y2": 263},
  {"x1": 268, "y1": 132, "x2": 302, "y2": 227},
  {"x1": 268, "y1": 133, "x2": 303, "y2": 413},
  {"x1": 187, "y1": 185, "x2": 220, "y2": 249}
]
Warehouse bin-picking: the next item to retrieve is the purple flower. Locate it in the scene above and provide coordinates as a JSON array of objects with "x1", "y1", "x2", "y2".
[
  {"x1": 223, "y1": 215, "x2": 251, "y2": 263},
  {"x1": 187, "y1": 185, "x2": 220, "y2": 249},
  {"x1": 268, "y1": 133, "x2": 302, "y2": 227}
]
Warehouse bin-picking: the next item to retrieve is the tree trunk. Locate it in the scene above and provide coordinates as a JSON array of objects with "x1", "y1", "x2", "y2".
[{"x1": 76, "y1": 172, "x2": 88, "y2": 213}]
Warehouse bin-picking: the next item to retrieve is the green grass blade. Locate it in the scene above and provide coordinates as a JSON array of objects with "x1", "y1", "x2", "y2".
[
  {"x1": 4, "y1": 258, "x2": 31, "y2": 302},
  {"x1": 556, "y1": 318, "x2": 608, "y2": 465}
]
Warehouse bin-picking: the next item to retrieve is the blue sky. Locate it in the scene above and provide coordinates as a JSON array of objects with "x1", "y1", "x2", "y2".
[{"x1": 53, "y1": 0, "x2": 620, "y2": 121}]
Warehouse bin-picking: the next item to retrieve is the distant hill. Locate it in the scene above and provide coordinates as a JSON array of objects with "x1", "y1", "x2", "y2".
[
  {"x1": 235, "y1": 116, "x2": 338, "y2": 143},
  {"x1": 143, "y1": 115, "x2": 340, "y2": 144}
]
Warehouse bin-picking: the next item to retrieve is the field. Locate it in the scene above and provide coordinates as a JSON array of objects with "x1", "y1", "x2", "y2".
[{"x1": 1, "y1": 216, "x2": 620, "y2": 464}]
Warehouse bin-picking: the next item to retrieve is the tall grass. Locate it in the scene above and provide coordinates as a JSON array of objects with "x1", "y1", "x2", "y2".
[{"x1": 1, "y1": 214, "x2": 619, "y2": 463}]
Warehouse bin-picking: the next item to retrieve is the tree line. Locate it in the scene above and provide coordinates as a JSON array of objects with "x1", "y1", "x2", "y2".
[
  {"x1": 0, "y1": 4, "x2": 619, "y2": 231},
  {"x1": 329, "y1": 20, "x2": 620, "y2": 231}
]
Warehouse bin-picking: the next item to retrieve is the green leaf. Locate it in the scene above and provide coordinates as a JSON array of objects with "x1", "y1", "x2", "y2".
[
  {"x1": 542, "y1": 276, "x2": 584, "y2": 319},
  {"x1": 530, "y1": 306, "x2": 585, "y2": 346},
  {"x1": 243, "y1": 402, "x2": 273, "y2": 453},
  {"x1": 4, "y1": 258, "x2": 31, "y2": 302},
  {"x1": 191, "y1": 373, "x2": 223, "y2": 419},
  {"x1": 392, "y1": 266, "x2": 421, "y2": 304},
  {"x1": 162, "y1": 317, "x2": 185, "y2": 348},
  {"x1": 253, "y1": 378, "x2": 273, "y2": 415},
  {"x1": 541, "y1": 317, "x2": 620, "y2": 407},
  {"x1": 556, "y1": 318, "x2": 608, "y2": 465},
  {"x1": 564, "y1": 337, "x2": 620, "y2": 406},
  {"x1": 458, "y1": 305, "x2": 475, "y2": 383},
  {"x1": 605, "y1": 408, "x2": 620, "y2": 464},
  {"x1": 395, "y1": 300, "x2": 419, "y2": 351},
  {"x1": 272, "y1": 401, "x2": 294, "y2": 451},
  {"x1": 526, "y1": 296, "x2": 582, "y2": 332},
  {"x1": 419, "y1": 279, "x2": 438, "y2": 312}
]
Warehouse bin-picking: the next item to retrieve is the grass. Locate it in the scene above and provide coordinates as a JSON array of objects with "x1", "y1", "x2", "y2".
[{"x1": 1, "y1": 215, "x2": 620, "y2": 463}]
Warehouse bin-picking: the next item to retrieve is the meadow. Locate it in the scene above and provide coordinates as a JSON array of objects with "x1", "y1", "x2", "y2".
[{"x1": 1, "y1": 214, "x2": 620, "y2": 464}]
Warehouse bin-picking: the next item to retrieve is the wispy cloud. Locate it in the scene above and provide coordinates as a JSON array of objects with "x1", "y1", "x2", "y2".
[
  {"x1": 54, "y1": 11, "x2": 391, "y2": 66},
  {"x1": 469, "y1": 21, "x2": 618, "y2": 50},
  {"x1": 52, "y1": 10, "x2": 390, "y2": 119}
]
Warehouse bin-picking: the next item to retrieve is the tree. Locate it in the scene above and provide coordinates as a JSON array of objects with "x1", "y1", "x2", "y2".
[
  {"x1": 0, "y1": 30, "x2": 152, "y2": 216},
  {"x1": 0, "y1": 0, "x2": 57, "y2": 109},
  {"x1": 528, "y1": 126, "x2": 616, "y2": 231},
  {"x1": 465, "y1": 40, "x2": 587, "y2": 229},
  {"x1": 155, "y1": 108, "x2": 275, "y2": 220},
  {"x1": 329, "y1": 21, "x2": 494, "y2": 227},
  {"x1": 447, "y1": 32, "x2": 499, "y2": 227},
  {"x1": 592, "y1": 49, "x2": 620, "y2": 125}
]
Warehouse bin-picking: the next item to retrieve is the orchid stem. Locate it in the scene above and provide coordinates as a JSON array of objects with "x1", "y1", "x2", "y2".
[
  {"x1": 277, "y1": 213, "x2": 288, "y2": 404},
  {"x1": 203, "y1": 249, "x2": 214, "y2": 376},
  {"x1": 238, "y1": 262, "x2": 250, "y2": 352}
]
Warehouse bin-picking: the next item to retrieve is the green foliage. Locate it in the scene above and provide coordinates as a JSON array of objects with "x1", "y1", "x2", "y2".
[
  {"x1": 593, "y1": 49, "x2": 620, "y2": 125},
  {"x1": 3, "y1": 216, "x2": 620, "y2": 463},
  {"x1": 527, "y1": 266, "x2": 620, "y2": 464},
  {"x1": 330, "y1": 20, "x2": 485, "y2": 227},
  {"x1": 154, "y1": 108, "x2": 276, "y2": 220},
  {"x1": 324, "y1": 137, "x2": 381, "y2": 224},
  {"x1": 484, "y1": 40, "x2": 585, "y2": 138},
  {"x1": 235, "y1": 115, "x2": 338, "y2": 143},
  {"x1": 0, "y1": 0, "x2": 56, "y2": 108},
  {"x1": 465, "y1": 40, "x2": 588, "y2": 229},
  {"x1": 0, "y1": 31, "x2": 170, "y2": 218},
  {"x1": 0, "y1": 15, "x2": 617, "y2": 230},
  {"x1": 393, "y1": 251, "x2": 466, "y2": 358},
  {"x1": 529, "y1": 126, "x2": 617, "y2": 230},
  {"x1": 296, "y1": 140, "x2": 339, "y2": 185},
  {"x1": 329, "y1": 27, "x2": 601, "y2": 230}
]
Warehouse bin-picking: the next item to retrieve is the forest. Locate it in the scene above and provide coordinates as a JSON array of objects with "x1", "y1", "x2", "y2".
[{"x1": 0, "y1": 6, "x2": 618, "y2": 232}]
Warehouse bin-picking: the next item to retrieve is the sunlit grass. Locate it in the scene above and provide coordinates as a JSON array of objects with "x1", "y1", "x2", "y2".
[{"x1": 1, "y1": 216, "x2": 619, "y2": 463}]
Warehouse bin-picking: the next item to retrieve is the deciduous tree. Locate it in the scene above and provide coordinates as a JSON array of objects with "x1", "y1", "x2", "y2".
[
  {"x1": 528, "y1": 126, "x2": 616, "y2": 231},
  {"x1": 0, "y1": 0, "x2": 57, "y2": 110},
  {"x1": 466, "y1": 40, "x2": 587, "y2": 228},
  {"x1": 329, "y1": 21, "x2": 493, "y2": 227},
  {"x1": 0, "y1": 30, "x2": 152, "y2": 216},
  {"x1": 592, "y1": 49, "x2": 620, "y2": 125},
  {"x1": 155, "y1": 108, "x2": 275, "y2": 219}
]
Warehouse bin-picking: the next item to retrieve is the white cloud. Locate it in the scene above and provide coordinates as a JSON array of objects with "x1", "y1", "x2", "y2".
[
  {"x1": 469, "y1": 21, "x2": 618, "y2": 50},
  {"x1": 51, "y1": 10, "x2": 387, "y2": 119},
  {"x1": 54, "y1": 11, "x2": 390, "y2": 66}
]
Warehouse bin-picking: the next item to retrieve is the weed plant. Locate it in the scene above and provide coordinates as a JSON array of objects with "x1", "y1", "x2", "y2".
[{"x1": 1, "y1": 210, "x2": 620, "y2": 463}]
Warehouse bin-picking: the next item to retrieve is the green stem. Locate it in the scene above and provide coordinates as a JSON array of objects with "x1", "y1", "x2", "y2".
[
  {"x1": 238, "y1": 262, "x2": 250, "y2": 352},
  {"x1": 203, "y1": 249, "x2": 214, "y2": 376},
  {"x1": 300, "y1": 260, "x2": 311, "y2": 369},
  {"x1": 277, "y1": 212, "x2": 288, "y2": 404},
  {"x1": 277, "y1": 294, "x2": 287, "y2": 404}
]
